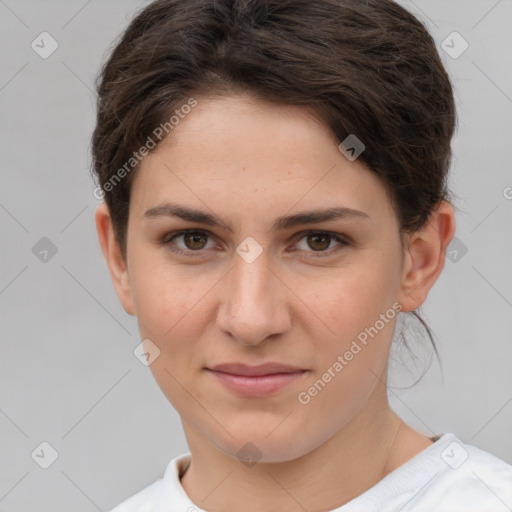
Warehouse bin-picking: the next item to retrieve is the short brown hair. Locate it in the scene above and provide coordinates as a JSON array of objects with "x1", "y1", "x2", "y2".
[{"x1": 91, "y1": 0, "x2": 455, "y2": 259}]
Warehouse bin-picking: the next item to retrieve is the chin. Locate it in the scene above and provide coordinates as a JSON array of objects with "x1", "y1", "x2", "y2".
[{"x1": 213, "y1": 424, "x2": 317, "y2": 465}]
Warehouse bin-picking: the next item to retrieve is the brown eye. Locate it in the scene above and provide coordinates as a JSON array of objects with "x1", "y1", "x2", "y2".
[
  {"x1": 306, "y1": 233, "x2": 331, "y2": 251},
  {"x1": 162, "y1": 230, "x2": 215, "y2": 257},
  {"x1": 294, "y1": 231, "x2": 349, "y2": 257},
  {"x1": 182, "y1": 231, "x2": 208, "y2": 250}
]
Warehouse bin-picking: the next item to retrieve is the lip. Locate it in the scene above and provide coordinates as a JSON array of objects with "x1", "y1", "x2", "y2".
[{"x1": 205, "y1": 363, "x2": 308, "y2": 397}]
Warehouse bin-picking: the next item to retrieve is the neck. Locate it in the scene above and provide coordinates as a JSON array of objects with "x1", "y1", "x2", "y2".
[{"x1": 180, "y1": 391, "x2": 431, "y2": 512}]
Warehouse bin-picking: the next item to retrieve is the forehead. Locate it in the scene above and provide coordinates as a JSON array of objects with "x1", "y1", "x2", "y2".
[{"x1": 129, "y1": 94, "x2": 397, "y2": 227}]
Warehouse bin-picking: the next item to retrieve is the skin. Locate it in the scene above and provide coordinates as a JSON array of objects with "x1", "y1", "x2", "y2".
[{"x1": 96, "y1": 93, "x2": 455, "y2": 512}]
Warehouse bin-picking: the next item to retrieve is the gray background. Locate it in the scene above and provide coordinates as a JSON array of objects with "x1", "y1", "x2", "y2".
[{"x1": 0, "y1": 0, "x2": 511, "y2": 510}]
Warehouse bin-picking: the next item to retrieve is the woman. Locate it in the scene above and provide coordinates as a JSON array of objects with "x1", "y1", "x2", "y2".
[{"x1": 92, "y1": 0, "x2": 512, "y2": 510}]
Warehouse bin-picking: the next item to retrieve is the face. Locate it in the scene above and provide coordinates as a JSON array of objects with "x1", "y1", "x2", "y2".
[{"x1": 119, "y1": 94, "x2": 409, "y2": 462}]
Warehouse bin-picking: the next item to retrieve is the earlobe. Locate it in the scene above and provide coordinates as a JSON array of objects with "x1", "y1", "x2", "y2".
[
  {"x1": 94, "y1": 203, "x2": 135, "y2": 316},
  {"x1": 398, "y1": 201, "x2": 456, "y2": 312}
]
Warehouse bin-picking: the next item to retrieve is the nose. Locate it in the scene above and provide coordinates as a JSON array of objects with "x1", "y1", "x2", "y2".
[{"x1": 216, "y1": 253, "x2": 292, "y2": 346}]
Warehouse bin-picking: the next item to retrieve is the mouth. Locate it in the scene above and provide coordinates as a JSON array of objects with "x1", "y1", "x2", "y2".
[{"x1": 205, "y1": 363, "x2": 308, "y2": 397}]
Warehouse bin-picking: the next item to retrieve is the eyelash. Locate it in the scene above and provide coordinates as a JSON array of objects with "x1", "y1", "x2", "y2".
[{"x1": 160, "y1": 229, "x2": 350, "y2": 258}]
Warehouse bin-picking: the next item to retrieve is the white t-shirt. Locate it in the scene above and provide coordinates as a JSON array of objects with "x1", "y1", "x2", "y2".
[{"x1": 109, "y1": 433, "x2": 512, "y2": 512}]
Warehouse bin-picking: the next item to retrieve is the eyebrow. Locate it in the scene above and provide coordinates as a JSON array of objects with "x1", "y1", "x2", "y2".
[{"x1": 143, "y1": 203, "x2": 369, "y2": 233}]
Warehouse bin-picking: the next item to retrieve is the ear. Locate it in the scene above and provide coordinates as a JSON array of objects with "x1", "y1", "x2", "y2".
[
  {"x1": 398, "y1": 201, "x2": 455, "y2": 312},
  {"x1": 95, "y1": 202, "x2": 135, "y2": 316}
]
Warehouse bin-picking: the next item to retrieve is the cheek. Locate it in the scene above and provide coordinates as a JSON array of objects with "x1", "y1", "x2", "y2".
[
  {"x1": 296, "y1": 297, "x2": 398, "y2": 443},
  {"x1": 129, "y1": 265, "x2": 209, "y2": 414},
  {"x1": 128, "y1": 256, "x2": 223, "y2": 391},
  {"x1": 300, "y1": 254, "x2": 401, "y2": 342},
  {"x1": 294, "y1": 254, "x2": 400, "y2": 401},
  {"x1": 129, "y1": 254, "x2": 208, "y2": 341}
]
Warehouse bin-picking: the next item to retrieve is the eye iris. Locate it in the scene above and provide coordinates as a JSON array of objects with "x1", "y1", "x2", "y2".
[
  {"x1": 184, "y1": 232, "x2": 207, "y2": 250},
  {"x1": 307, "y1": 233, "x2": 330, "y2": 251}
]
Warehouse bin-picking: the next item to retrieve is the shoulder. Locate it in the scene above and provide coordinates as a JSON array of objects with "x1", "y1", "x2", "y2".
[
  {"x1": 109, "y1": 479, "x2": 165, "y2": 512},
  {"x1": 108, "y1": 453, "x2": 193, "y2": 512},
  {"x1": 429, "y1": 437, "x2": 512, "y2": 510},
  {"x1": 343, "y1": 433, "x2": 512, "y2": 512},
  {"x1": 395, "y1": 434, "x2": 512, "y2": 512}
]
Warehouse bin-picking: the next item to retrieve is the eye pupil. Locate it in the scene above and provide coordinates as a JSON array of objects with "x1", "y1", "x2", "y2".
[
  {"x1": 308, "y1": 233, "x2": 330, "y2": 251},
  {"x1": 184, "y1": 232, "x2": 207, "y2": 250}
]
